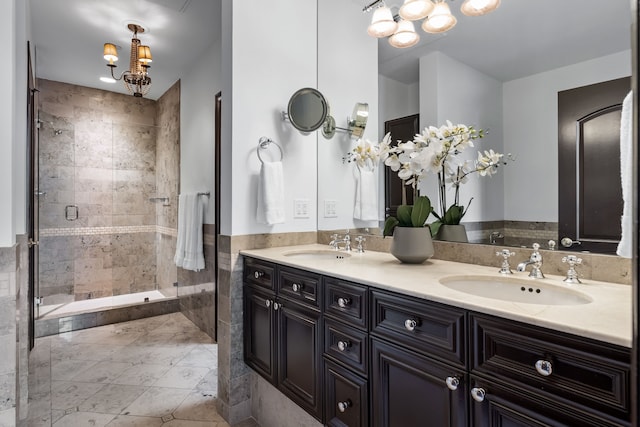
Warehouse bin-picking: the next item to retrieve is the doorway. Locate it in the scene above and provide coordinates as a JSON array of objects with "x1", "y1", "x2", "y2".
[
  {"x1": 558, "y1": 77, "x2": 631, "y2": 253},
  {"x1": 384, "y1": 114, "x2": 419, "y2": 218}
]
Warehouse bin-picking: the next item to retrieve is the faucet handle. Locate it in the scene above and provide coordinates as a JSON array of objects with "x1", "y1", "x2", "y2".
[
  {"x1": 496, "y1": 249, "x2": 515, "y2": 275},
  {"x1": 562, "y1": 255, "x2": 582, "y2": 284},
  {"x1": 532, "y1": 243, "x2": 540, "y2": 252},
  {"x1": 355, "y1": 236, "x2": 366, "y2": 253}
]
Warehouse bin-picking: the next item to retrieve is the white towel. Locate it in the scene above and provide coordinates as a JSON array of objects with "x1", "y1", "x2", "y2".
[
  {"x1": 353, "y1": 165, "x2": 378, "y2": 221},
  {"x1": 174, "y1": 194, "x2": 205, "y2": 271},
  {"x1": 257, "y1": 161, "x2": 285, "y2": 225},
  {"x1": 617, "y1": 90, "x2": 633, "y2": 258}
]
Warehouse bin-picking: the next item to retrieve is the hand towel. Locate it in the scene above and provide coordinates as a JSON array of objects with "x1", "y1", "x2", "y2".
[
  {"x1": 257, "y1": 161, "x2": 285, "y2": 225},
  {"x1": 354, "y1": 165, "x2": 378, "y2": 221},
  {"x1": 617, "y1": 90, "x2": 633, "y2": 258},
  {"x1": 174, "y1": 194, "x2": 205, "y2": 271}
]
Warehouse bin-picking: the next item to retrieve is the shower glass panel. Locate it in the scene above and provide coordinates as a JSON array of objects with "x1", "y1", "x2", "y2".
[{"x1": 37, "y1": 110, "x2": 177, "y2": 318}]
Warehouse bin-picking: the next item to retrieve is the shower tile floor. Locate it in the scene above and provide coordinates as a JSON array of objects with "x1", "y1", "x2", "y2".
[{"x1": 26, "y1": 312, "x2": 247, "y2": 427}]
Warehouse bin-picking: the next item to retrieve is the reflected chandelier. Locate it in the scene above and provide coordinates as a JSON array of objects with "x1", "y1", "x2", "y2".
[
  {"x1": 364, "y1": 0, "x2": 500, "y2": 49},
  {"x1": 103, "y1": 24, "x2": 153, "y2": 97}
]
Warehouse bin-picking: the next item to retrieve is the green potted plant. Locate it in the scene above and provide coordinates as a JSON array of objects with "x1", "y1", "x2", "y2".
[{"x1": 382, "y1": 195, "x2": 435, "y2": 264}]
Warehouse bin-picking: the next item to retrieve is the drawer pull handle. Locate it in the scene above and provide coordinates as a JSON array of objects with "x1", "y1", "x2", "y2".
[
  {"x1": 445, "y1": 376, "x2": 459, "y2": 391},
  {"x1": 404, "y1": 319, "x2": 417, "y2": 331},
  {"x1": 337, "y1": 400, "x2": 352, "y2": 413},
  {"x1": 273, "y1": 302, "x2": 280, "y2": 311},
  {"x1": 292, "y1": 283, "x2": 302, "y2": 292},
  {"x1": 265, "y1": 299, "x2": 271, "y2": 308},
  {"x1": 337, "y1": 297, "x2": 351, "y2": 308},
  {"x1": 254, "y1": 271, "x2": 264, "y2": 279},
  {"x1": 337, "y1": 340, "x2": 351, "y2": 352},
  {"x1": 470, "y1": 387, "x2": 486, "y2": 402},
  {"x1": 535, "y1": 359, "x2": 553, "y2": 376}
]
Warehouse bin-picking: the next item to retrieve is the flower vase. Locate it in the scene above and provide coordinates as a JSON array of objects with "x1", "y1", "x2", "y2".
[
  {"x1": 390, "y1": 227, "x2": 435, "y2": 264},
  {"x1": 436, "y1": 224, "x2": 469, "y2": 243}
]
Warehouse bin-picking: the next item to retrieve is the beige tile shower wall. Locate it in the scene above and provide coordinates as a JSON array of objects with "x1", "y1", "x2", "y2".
[
  {"x1": 155, "y1": 81, "x2": 180, "y2": 294},
  {"x1": 38, "y1": 79, "x2": 159, "y2": 301}
]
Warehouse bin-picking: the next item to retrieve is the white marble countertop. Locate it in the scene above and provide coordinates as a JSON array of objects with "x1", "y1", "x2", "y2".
[{"x1": 240, "y1": 244, "x2": 632, "y2": 348}]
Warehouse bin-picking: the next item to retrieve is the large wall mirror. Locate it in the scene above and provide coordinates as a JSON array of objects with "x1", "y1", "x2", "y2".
[{"x1": 319, "y1": 0, "x2": 632, "y2": 255}]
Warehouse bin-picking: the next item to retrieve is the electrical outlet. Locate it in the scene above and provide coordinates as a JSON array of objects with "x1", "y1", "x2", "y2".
[
  {"x1": 324, "y1": 200, "x2": 337, "y2": 218},
  {"x1": 294, "y1": 199, "x2": 310, "y2": 218}
]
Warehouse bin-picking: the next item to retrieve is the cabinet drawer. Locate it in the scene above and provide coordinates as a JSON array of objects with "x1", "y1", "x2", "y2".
[
  {"x1": 324, "y1": 318, "x2": 368, "y2": 377},
  {"x1": 278, "y1": 267, "x2": 322, "y2": 307},
  {"x1": 471, "y1": 313, "x2": 631, "y2": 422},
  {"x1": 324, "y1": 359, "x2": 368, "y2": 427},
  {"x1": 324, "y1": 278, "x2": 368, "y2": 329},
  {"x1": 244, "y1": 257, "x2": 275, "y2": 290},
  {"x1": 371, "y1": 290, "x2": 467, "y2": 367}
]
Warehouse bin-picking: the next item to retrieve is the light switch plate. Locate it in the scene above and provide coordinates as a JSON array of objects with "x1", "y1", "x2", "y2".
[
  {"x1": 294, "y1": 199, "x2": 310, "y2": 218},
  {"x1": 324, "y1": 200, "x2": 337, "y2": 218}
]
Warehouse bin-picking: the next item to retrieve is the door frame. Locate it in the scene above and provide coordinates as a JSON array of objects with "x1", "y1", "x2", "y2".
[
  {"x1": 214, "y1": 91, "x2": 222, "y2": 342},
  {"x1": 26, "y1": 41, "x2": 38, "y2": 350}
]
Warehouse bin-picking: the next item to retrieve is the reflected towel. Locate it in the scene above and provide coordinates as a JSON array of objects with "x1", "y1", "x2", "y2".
[
  {"x1": 257, "y1": 161, "x2": 285, "y2": 225},
  {"x1": 174, "y1": 194, "x2": 205, "y2": 271},
  {"x1": 617, "y1": 90, "x2": 633, "y2": 258},
  {"x1": 354, "y1": 166, "x2": 378, "y2": 221}
]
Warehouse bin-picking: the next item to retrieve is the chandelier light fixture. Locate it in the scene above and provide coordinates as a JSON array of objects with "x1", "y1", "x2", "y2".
[
  {"x1": 364, "y1": 0, "x2": 500, "y2": 48},
  {"x1": 103, "y1": 23, "x2": 153, "y2": 97}
]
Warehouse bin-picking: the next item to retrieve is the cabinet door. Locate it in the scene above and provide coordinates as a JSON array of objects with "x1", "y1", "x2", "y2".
[
  {"x1": 277, "y1": 298, "x2": 323, "y2": 421},
  {"x1": 244, "y1": 286, "x2": 276, "y2": 384},
  {"x1": 325, "y1": 358, "x2": 368, "y2": 427},
  {"x1": 371, "y1": 338, "x2": 467, "y2": 427},
  {"x1": 470, "y1": 376, "x2": 630, "y2": 427}
]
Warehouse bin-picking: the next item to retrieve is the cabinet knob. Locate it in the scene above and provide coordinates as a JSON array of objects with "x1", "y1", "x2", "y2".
[
  {"x1": 273, "y1": 302, "x2": 280, "y2": 311},
  {"x1": 470, "y1": 387, "x2": 486, "y2": 402},
  {"x1": 265, "y1": 299, "x2": 271, "y2": 308},
  {"x1": 337, "y1": 400, "x2": 352, "y2": 413},
  {"x1": 445, "y1": 376, "x2": 459, "y2": 391},
  {"x1": 535, "y1": 359, "x2": 553, "y2": 376},
  {"x1": 254, "y1": 271, "x2": 264, "y2": 279},
  {"x1": 404, "y1": 319, "x2": 417, "y2": 331},
  {"x1": 337, "y1": 340, "x2": 351, "y2": 352},
  {"x1": 292, "y1": 283, "x2": 302, "y2": 292},
  {"x1": 337, "y1": 297, "x2": 351, "y2": 308}
]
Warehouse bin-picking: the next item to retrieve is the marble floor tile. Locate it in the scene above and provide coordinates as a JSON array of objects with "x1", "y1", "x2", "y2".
[
  {"x1": 79, "y1": 384, "x2": 148, "y2": 414},
  {"x1": 153, "y1": 365, "x2": 211, "y2": 389},
  {"x1": 111, "y1": 364, "x2": 171, "y2": 387},
  {"x1": 51, "y1": 411, "x2": 115, "y2": 427},
  {"x1": 105, "y1": 414, "x2": 163, "y2": 427},
  {"x1": 50, "y1": 380, "x2": 105, "y2": 410},
  {"x1": 172, "y1": 391, "x2": 226, "y2": 422},
  {"x1": 122, "y1": 387, "x2": 191, "y2": 417},
  {"x1": 27, "y1": 313, "x2": 224, "y2": 427}
]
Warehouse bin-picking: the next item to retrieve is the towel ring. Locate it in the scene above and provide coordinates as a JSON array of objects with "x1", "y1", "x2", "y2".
[{"x1": 257, "y1": 136, "x2": 283, "y2": 163}]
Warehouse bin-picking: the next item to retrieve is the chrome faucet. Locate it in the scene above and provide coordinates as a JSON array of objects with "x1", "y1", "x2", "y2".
[
  {"x1": 516, "y1": 243, "x2": 545, "y2": 278},
  {"x1": 329, "y1": 230, "x2": 351, "y2": 252}
]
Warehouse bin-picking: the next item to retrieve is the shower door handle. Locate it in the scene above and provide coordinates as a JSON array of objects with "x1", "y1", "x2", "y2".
[
  {"x1": 28, "y1": 238, "x2": 39, "y2": 248},
  {"x1": 65, "y1": 205, "x2": 78, "y2": 221}
]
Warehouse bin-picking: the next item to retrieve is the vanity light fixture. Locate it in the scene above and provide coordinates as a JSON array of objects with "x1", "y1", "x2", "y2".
[
  {"x1": 363, "y1": 0, "x2": 500, "y2": 48},
  {"x1": 102, "y1": 23, "x2": 152, "y2": 97}
]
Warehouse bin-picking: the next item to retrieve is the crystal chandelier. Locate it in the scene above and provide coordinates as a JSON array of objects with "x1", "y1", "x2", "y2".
[{"x1": 103, "y1": 24, "x2": 152, "y2": 97}]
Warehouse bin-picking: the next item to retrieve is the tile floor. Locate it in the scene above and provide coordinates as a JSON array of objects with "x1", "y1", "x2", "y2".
[{"x1": 25, "y1": 312, "x2": 241, "y2": 427}]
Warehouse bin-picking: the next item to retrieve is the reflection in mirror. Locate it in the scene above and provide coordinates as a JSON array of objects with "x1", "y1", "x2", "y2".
[
  {"x1": 285, "y1": 87, "x2": 329, "y2": 133},
  {"x1": 348, "y1": 102, "x2": 369, "y2": 139},
  {"x1": 319, "y1": 0, "x2": 632, "y2": 255}
]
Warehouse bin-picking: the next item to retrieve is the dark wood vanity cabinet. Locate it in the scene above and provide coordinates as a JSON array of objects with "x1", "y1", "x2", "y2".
[
  {"x1": 242, "y1": 257, "x2": 631, "y2": 427},
  {"x1": 243, "y1": 260, "x2": 323, "y2": 421}
]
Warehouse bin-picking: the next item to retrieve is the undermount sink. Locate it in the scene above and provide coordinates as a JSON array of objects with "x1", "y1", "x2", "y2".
[
  {"x1": 283, "y1": 249, "x2": 351, "y2": 260},
  {"x1": 439, "y1": 275, "x2": 592, "y2": 305}
]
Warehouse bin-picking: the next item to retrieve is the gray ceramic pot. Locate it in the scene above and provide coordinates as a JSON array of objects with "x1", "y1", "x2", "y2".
[
  {"x1": 390, "y1": 226, "x2": 435, "y2": 264},
  {"x1": 436, "y1": 224, "x2": 468, "y2": 243}
]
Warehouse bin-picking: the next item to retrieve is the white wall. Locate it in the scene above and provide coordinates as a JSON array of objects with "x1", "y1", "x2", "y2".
[
  {"x1": 317, "y1": 0, "x2": 379, "y2": 231},
  {"x1": 418, "y1": 51, "x2": 504, "y2": 223},
  {"x1": 503, "y1": 50, "x2": 631, "y2": 222},
  {"x1": 229, "y1": 0, "x2": 317, "y2": 236},
  {"x1": 180, "y1": 38, "x2": 222, "y2": 225},
  {"x1": 378, "y1": 75, "x2": 419, "y2": 139}
]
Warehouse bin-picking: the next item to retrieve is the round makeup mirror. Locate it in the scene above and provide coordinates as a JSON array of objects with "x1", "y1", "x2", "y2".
[{"x1": 287, "y1": 88, "x2": 329, "y2": 133}]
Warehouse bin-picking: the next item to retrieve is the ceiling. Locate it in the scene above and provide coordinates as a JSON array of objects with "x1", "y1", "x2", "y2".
[
  {"x1": 30, "y1": 0, "x2": 221, "y2": 100},
  {"x1": 376, "y1": 0, "x2": 631, "y2": 84},
  {"x1": 29, "y1": 0, "x2": 631, "y2": 99}
]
